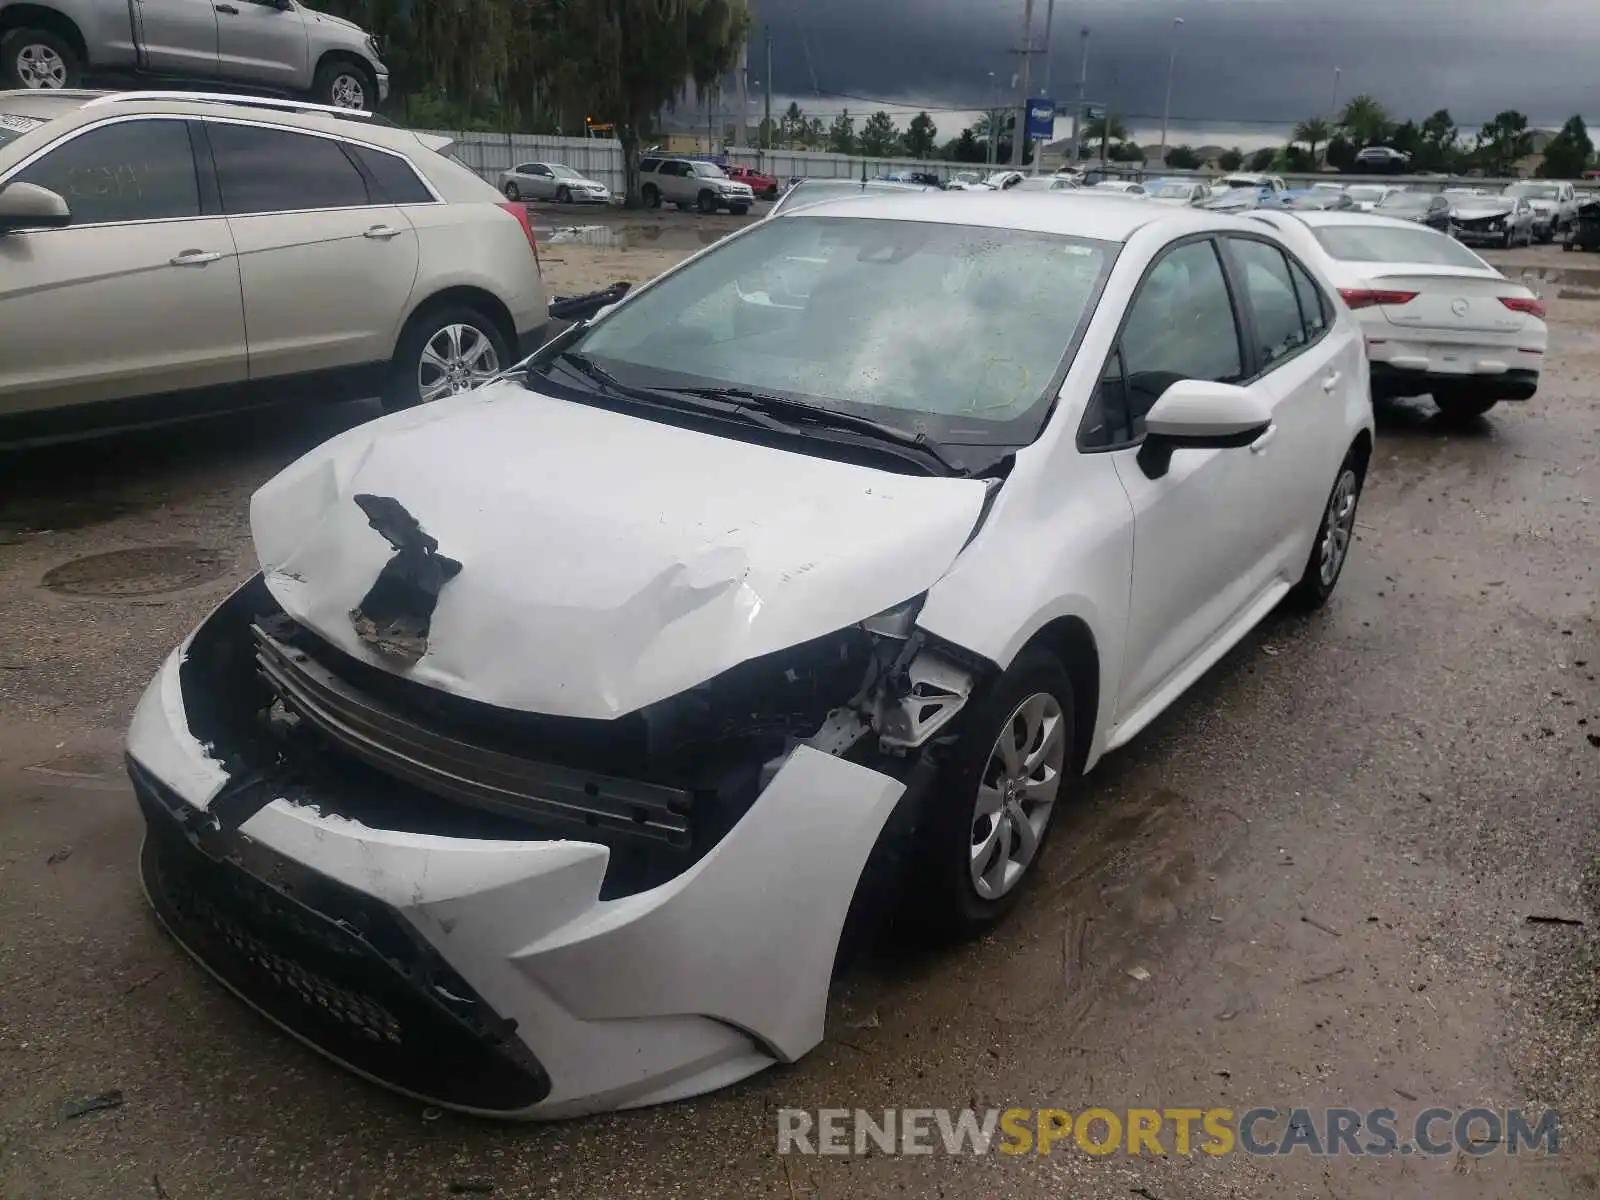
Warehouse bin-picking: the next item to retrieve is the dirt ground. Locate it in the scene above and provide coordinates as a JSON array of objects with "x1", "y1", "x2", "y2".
[{"x1": 0, "y1": 230, "x2": 1596, "y2": 1200}]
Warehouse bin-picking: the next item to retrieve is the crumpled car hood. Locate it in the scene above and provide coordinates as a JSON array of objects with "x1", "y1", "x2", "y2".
[
  {"x1": 250, "y1": 382, "x2": 989, "y2": 719},
  {"x1": 1455, "y1": 203, "x2": 1513, "y2": 219}
]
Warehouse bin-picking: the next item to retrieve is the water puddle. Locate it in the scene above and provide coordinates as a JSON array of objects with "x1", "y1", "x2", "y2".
[
  {"x1": 1513, "y1": 265, "x2": 1600, "y2": 300},
  {"x1": 536, "y1": 224, "x2": 736, "y2": 252}
]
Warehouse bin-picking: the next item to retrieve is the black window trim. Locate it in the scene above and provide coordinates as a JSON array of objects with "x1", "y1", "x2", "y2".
[
  {"x1": 0, "y1": 112, "x2": 208, "y2": 232},
  {"x1": 1217, "y1": 232, "x2": 1333, "y2": 384},
  {"x1": 341, "y1": 140, "x2": 435, "y2": 206},
  {"x1": 1076, "y1": 232, "x2": 1249, "y2": 454}
]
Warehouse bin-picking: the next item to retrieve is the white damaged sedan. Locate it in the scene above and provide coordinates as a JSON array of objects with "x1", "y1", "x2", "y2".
[{"x1": 126, "y1": 192, "x2": 1374, "y2": 1119}]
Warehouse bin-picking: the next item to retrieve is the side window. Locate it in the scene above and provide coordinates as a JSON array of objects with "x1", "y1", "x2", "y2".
[
  {"x1": 530, "y1": 164, "x2": 552, "y2": 176},
  {"x1": 207, "y1": 122, "x2": 368, "y2": 214},
  {"x1": 1118, "y1": 240, "x2": 1243, "y2": 437},
  {"x1": 347, "y1": 143, "x2": 433, "y2": 204},
  {"x1": 1229, "y1": 237, "x2": 1308, "y2": 368},
  {"x1": 1286, "y1": 256, "x2": 1329, "y2": 341},
  {"x1": 514, "y1": 162, "x2": 538, "y2": 174},
  {"x1": 638, "y1": 158, "x2": 661, "y2": 173},
  {"x1": 13, "y1": 118, "x2": 199, "y2": 226}
]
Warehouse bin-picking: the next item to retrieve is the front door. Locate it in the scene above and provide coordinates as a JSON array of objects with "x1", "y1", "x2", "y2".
[
  {"x1": 204, "y1": 120, "x2": 420, "y2": 380},
  {"x1": 214, "y1": 0, "x2": 308, "y2": 88},
  {"x1": 0, "y1": 117, "x2": 248, "y2": 419},
  {"x1": 1103, "y1": 238, "x2": 1280, "y2": 722},
  {"x1": 136, "y1": 0, "x2": 221, "y2": 76}
]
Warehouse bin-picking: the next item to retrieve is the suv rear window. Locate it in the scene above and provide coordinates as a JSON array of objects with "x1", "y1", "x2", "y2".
[{"x1": 348, "y1": 144, "x2": 433, "y2": 204}]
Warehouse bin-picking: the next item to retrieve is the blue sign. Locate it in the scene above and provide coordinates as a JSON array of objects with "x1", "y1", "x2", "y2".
[{"x1": 1025, "y1": 98, "x2": 1056, "y2": 142}]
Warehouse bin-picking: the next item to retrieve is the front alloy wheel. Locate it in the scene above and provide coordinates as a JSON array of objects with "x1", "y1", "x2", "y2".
[{"x1": 970, "y1": 693, "x2": 1066, "y2": 902}]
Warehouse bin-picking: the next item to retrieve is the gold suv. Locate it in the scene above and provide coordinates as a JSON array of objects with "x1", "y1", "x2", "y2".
[{"x1": 0, "y1": 89, "x2": 549, "y2": 441}]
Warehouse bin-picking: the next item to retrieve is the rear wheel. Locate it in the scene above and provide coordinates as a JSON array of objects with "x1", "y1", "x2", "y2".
[
  {"x1": 0, "y1": 28, "x2": 81, "y2": 89},
  {"x1": 502, "y1": 181, "x2": 520, "y2": 201},
  {"x1": 384, "y1": 305, "x2": 509, "y2": 412},
  {"x1": 1288, "y1": 449, "x2": 1366, "y2": 610}
]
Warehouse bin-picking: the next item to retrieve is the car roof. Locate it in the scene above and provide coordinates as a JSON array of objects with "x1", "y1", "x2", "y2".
[
  {"x1": 782, "y1": 189, "x2": 1244, "y2": 243},
  {"x1": 0, "y1": 88, "x2": 430, "y2": 154}
]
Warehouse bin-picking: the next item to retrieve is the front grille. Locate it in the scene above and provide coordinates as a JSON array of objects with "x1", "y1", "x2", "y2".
[
  {"x1": 252, "y1": 623, "x2": 693, "y2": 847},
  {"x1": 132, "y1": 759, "x2": 552, "y2": 1112}
]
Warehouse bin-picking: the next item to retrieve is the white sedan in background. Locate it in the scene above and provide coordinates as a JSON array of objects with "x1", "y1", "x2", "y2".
[
  {"x1": 1251, "y1": 210, "x2": 1546, "y2": 419},
  {"x1": 1145, "y1": 178, "x2": 1211, "y2": 206},
  {"x1": 499, "y1": 162, "x2": 612, "y2": 204},
  {"x1": 127, "y1": 193, "x2": 1373, "y2": 1120}
]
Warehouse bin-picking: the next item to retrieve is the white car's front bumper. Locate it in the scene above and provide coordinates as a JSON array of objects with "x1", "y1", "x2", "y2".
[{"x1": 126, "y1": 609, "x2": 911, "y2": 1119}]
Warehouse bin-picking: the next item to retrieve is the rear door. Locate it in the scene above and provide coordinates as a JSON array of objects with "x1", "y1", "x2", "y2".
[
  {"x1": 204, "y1": 119, "x2": 421, "y2": 384},
  {"x1": 214, "y1": 0, "x2": 310, "y2": 89},
  {"x1": 1219, "y1": 234, "x2": 1354, "y2": 577},
  {"x1": 0, "y1": 116, "x2": 247, "y2": 419},
  {"x1": 135, "y1": 0, "x2": 221, "y2": 76}
]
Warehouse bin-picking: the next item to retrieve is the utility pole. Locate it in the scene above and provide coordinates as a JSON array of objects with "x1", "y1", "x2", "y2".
[
  {"x1": 1068, "y1": 26, "x2": 1088, "y2": 166},
  {"x1": 1328, "y1": 66, "x2": 1341, "y2": 124},
  {"x1": 987, "y1": 70, "x2": 998, "y2": 166},
  {"x1": 1158, "y1": 16, "x2": 1184, "y2": 167},
  {"x1": 1034, "y1": 0, "x2": 1054, "y2": 173},
  {"x1": 763, "y1": 25, "x2": 773, "y2": 151},
  {"x1": 1008, "y1": 0, "x2": 1037, "y2": 167},
  {"x1": 736, "y1": 39, "x2": 749, "y2": 148}
]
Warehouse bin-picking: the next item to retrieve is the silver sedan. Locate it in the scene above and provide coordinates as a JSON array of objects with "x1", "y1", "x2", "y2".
[{"x1": 499, "y1": 162, "x2": 612, "y2": 205}]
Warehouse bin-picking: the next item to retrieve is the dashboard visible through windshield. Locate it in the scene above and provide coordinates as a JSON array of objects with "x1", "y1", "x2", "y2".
[{"x1": 561, "y1": 215, "x2": 1117, "y2": 451}]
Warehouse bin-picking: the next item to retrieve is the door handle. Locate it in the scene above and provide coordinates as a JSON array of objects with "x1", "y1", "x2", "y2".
[
  {"x1": 170, "y1": 249, "x2": 223, "y2": 266},
  {"x1": 1250, "y1": 423, "x2": 1278, "y2": 454},
  {"x1": 1321, "y1": 370, "x2": 1341, "y2": 393},
  {"x1": 215, "y1": 3, "x2": 239, "y2": 12},
  {"x1": 363, "y1": 224, "x2": 402, "y2": 240}
]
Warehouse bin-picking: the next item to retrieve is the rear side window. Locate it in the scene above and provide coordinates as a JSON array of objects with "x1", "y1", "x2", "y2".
[
  {"x1": 1286, "y1": 258, "x2": 1329, "y2": 340},
  {"x1": 207, "y1": 122, "x2": 369, "y2": 214},
  {"x1": 347, "y1": 144, "x2": 433, "y2": 204},
  {"x1": 12, "y1": 118, "x2": 199, "y2": 225},
  {"x1": 1228, "y1": 238, "x2": 1308, "y2": 367},
  {"x1": 639, "y1": 158, "x2": 661, "y2": 172}
]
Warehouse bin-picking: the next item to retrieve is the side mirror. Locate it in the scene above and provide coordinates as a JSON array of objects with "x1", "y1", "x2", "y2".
[
  {"x1": 0, "y1": 182, "x2": 71, "y2": 234},
  {"x1": 1137, "y1": 379, "x2": 1273, "y2": 480}
]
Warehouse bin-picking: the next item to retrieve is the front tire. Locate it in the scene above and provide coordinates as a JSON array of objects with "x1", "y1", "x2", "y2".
[
  {"x1": 641, "y1": 183, "x2": 661, "y2": 209},
  {"x1": 0, "y1": 28, "x2": 81, "y2": 89},
  {"x1": 383, "y1": 305, "x2": 509, "y2": 412},
  {"x1": 1288, "y1": 450, "x2": 1365, "y2": 610},
  {"x1": 555, "y1": 185, "x2": 571, "y2": 204},
  {"x1": 909, "y1": 648, "x2": 1076, "y2": 940},
  {"x1": 730, "y1": 203, "x2": 750, "y2": 216},
  {"x1": 312, "y1": 58, "x2": 376, "y2": 111},
  {"x1": 696, "y1": 189, "x2": 718, "y2": 214}
]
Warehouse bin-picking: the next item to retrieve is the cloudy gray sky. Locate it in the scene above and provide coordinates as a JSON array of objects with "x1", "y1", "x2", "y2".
[{"x1": 734, "y1": 0, "x2": 1599, "y2": 148}]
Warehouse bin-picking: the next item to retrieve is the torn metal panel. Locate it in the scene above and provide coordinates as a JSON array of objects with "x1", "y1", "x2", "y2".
[
  {"x1": 250, "y1": 382, "x2": 989, "y2": 719},
  {"x1": 347, "y1": 493, "x2": 462, "y2": 664}
]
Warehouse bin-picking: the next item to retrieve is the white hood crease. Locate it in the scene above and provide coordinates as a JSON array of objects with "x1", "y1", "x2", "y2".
[{"x1": 251, "y1": 383, "x2": 989, "y2": 720}]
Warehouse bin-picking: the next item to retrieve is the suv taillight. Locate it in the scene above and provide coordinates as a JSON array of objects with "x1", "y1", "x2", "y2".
[{"x1": 497, "y1": 201, "x2": 540, "y2": 267}]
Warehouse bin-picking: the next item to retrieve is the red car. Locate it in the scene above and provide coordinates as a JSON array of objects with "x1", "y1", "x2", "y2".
[{"x1": 724, "y1": 164, "x2": 780, "y2": 200}]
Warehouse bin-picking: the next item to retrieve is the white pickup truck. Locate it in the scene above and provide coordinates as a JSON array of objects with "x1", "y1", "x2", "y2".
[{"x1": 0, "y1": 0, "x2": 387, "y2": 109}]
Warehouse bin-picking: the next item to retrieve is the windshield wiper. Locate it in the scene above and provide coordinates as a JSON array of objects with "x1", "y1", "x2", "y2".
[{"x1": 666, "y1": 385, "x2": 969, "y2": 477}]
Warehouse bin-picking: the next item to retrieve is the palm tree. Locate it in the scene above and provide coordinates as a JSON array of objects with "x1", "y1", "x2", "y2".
[
  {"x1": 1339, "y1": 95, "x2": 1392, "y2": 150},
  {"x1": 1293, "y1": 117, "x2": 1331, "y2": 165}
]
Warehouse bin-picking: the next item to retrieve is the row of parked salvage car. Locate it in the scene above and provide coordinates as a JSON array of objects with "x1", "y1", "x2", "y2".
[{"x1": 0, "y1": 90, "x2": 1553, "y2": 1121}]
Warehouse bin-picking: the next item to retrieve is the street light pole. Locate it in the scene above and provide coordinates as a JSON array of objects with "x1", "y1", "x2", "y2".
[
  {"x1": 1068, "y1": 25, "x2": 1088, "y2": 166},
  {"x1": 1328, "y1": 66, "x2": 1341, "y2": 123},
  {"x1": 987, "y1": 70, "x2": 998, "y2": 166},
  {"x1": 1009, "y1": 0, "x2": 1036, "y2": 167},
  {"x1": 1158, "y1": 16, "x2": 1184, "y2": 167}
]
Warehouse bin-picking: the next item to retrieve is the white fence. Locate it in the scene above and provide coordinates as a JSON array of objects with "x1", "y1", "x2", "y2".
[
  {"x1": 424, "y1": 130, "x2": 964, "y2": 189},
  {"x1": 424, "y1": 130, "x2": 1555, "y2": 199}
]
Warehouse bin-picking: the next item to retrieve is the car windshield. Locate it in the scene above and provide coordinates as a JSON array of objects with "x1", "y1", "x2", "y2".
[
  {"x1": 563, "y1": 216, "x2": 1117, "y2": 449},
  {"x1": 1505, "y1": 183, "x2": 1559, "y2": 200},
  {"x1": 1149, "y1": 183, "x2": 1193, "y2": 199},
  {"x1": 1344, "y1": 187, "x2": 1385, "y2": 203},
  {"x1": 550, "y1": 165, "x2": 582, "y2": 179},
  {"x1": 691, "y1": 162, "x2": 726, "y2": 178},
  {"x1": 0, "y1": 112, "x2": 45, "y2": 149},
  {"x1": 1312, "y1": 224, "x2": 1485, "y2": 268},
  {"x1": 773, "y1": 181, "x2": 909, "y2": 214},
  {"x1": 1378, "y1": 193, "x2": 1428, "y2": 210}
]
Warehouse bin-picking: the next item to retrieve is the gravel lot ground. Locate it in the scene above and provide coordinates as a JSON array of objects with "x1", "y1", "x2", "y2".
[{"x1": 0, "y1": 224, "x2": 1596, "y2": 1199}]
